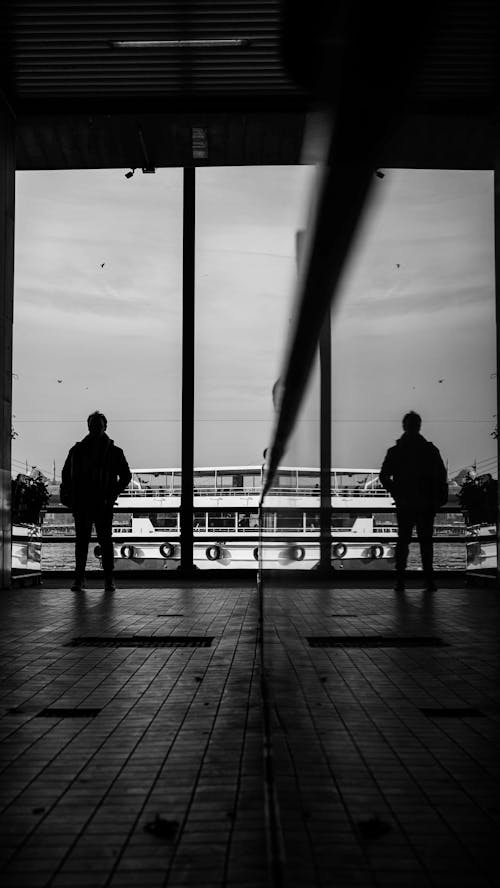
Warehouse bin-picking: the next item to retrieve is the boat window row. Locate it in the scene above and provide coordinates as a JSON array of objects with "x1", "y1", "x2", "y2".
[
  {"x1": 43, "y1": 509, "x2": 387, "y2": 534},
  {"x1": 123, "y1": 469, "x2": 385, "y2": 496}
]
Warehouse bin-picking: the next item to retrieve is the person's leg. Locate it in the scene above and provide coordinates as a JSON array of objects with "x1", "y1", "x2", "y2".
[
  {"x1": 73, "y1": 511, "x2": 92, "y2": 589},
  {"x1": 395, "y1": 508, "x2": 414, "y2": 589},
  {"x1": 95, "y1": 507, "x2": 114, "y2": 588},
  {"x1": 416, "y1": 509, "x2": 436, "y2": 589}
]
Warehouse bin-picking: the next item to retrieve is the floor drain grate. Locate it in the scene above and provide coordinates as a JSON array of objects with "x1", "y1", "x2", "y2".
[
  {"x1": 420, "y1": 707, "x2": 483, "y2": 718},
  {"x1": 307, "y1": 635, "x2": 447, "y2": 648},
  {"x1": 37, "y1": 707, "x2": 101, "y2": 718},
  {"x1": 67, "y1": 635, "x2": 213, "y2": 648}
]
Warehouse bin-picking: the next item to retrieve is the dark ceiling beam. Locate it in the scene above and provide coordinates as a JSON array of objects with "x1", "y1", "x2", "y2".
[
  {"x1": 13, "y1": 95, "x2": 308, "y2": 115},
  {"x1": 14, "y1": 110, "x2": 308, "y2": 169},
  {"x1": 14, "y1": 110, "x2": 494, "y2": 172}
]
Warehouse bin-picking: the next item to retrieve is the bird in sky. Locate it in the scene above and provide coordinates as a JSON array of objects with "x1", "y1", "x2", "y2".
[
  {"x1": 57, "y1": 379, "x2": 63, "y2": 383},
  {"x1": 100, "y1": 262, "x2": 105, "y2": 268},
  {"x1": 438, "y1": 379, "x2": 444, "y2": 383},
  {"x1": 395, "y1": 263, "x2": 400, "y2": 269}
]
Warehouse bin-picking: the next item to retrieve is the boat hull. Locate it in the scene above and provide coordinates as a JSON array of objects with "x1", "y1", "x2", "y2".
[{"x1": 107, "y1": 537, "x2": 396, "y2": 571}]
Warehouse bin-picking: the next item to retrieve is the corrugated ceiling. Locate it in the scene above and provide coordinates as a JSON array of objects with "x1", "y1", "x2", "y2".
[
  {"x1": 5, "y1": 0, "x2": 496, "y2": 107},
  {"x1": 7, "y1": 1, "x2": 299, "y2": 102},
  {"x1": 2, "y1": 1, "x2": 496, "y2": 170}
]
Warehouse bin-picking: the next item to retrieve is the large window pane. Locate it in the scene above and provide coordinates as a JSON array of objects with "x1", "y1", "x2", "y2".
[
  {"x1": 331, "y1": 169, "x2": 495, "y2": 572},
  {"x1": 194, "y1": 165, "x2": 314, "y2": 570},
  {"x1": 12, "y1": 169, "x2": 183, "y2": 573}
]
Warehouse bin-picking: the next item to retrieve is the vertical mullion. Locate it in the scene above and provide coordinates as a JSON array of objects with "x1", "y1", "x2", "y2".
[
  {"x1": 180, "y1": 167, "x2": 195, "y2": 573},
  {"x1": 495, "y1": 164, "x2": 500, "y2": 587},
  {"x1": 319, "y1": 310, "x2": 332, "y2": 573}
]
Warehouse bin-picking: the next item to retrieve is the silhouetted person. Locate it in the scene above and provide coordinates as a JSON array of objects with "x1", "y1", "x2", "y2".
[
  {"x1": 380, "y1": 411, "x2": 448, "y2": 592},
  {"x1": 60, "y1": 411, "x2": 131, "y2": 592}
]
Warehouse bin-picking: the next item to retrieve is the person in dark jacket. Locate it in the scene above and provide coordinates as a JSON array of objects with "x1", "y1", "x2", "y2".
[
  {"x1": 380, "y1": 411, "x2": 448, "y2": 592},
  {"x1": 60, "y1": 411, "x2": 132, "y2": 591}
]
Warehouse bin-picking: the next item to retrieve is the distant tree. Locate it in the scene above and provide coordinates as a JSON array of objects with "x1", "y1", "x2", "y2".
[{"x1": 458, "y1": 473, "x2": 497, "y2": 525}]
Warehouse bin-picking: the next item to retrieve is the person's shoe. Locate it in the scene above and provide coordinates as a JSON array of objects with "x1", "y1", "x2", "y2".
[
  {"x1": 71, "y1": 578, "x2": 85, "y2": 592},
  {"x1": 424, "y1": 581, "x2": 437, "y2": 592},
  {"x1": 394, "y1": 581, "x2": 405, "y2": 592},
  {"x1": 104, "y1": 579, "x2": 115, "y2": 592}
]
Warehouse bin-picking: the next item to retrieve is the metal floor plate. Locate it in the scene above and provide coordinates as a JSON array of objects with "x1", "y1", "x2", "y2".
[
  {"x1": 67, "y1": 635, "x2": 214, "y2": 648},
  {"x1": 307, "y1": 635, "x2": 447, "y2": 648}
]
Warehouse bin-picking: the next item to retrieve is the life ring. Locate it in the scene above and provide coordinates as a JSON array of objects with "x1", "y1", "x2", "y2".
[
  {"x1": 160, "y1": 542, "x2": 174, "y2": 559},
  {"x1": 94, "y1": 545, "x2": 102, "y2": 558},
  {"x1": 206, "y1": 545, "x2": 222, "y2": 561},
  {"x1": 291, "y1": 545, "x2": 305, "y2": 561},
  {"x1": 253, "y1": 547, "x2": 259, "y2": 561},
  {"x1": 333, "y1": 542, "x2": 347, "y2": 559},
  {"x1": 120, "y1": 544, "x2": 134, "y2": 559},
  {"x1": 370, "y1": 544, "x2": 384, "y2": 560}
]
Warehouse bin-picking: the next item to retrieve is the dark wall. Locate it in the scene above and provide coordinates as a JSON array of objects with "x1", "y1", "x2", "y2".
[{"x1": 0, "y1": 100, "x2": 15, "y2": 588}]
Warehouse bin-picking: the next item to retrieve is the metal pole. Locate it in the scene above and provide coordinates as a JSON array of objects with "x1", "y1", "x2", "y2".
[
  {"x1": 319, "y1": 310, "x2": 332, "y2": 573},
  {"x1": 494, "y1": 162, "x2": 500, "y2": 587},
  {"x1": 180, "y1": 167, "x2": 195, "y2": 573}
]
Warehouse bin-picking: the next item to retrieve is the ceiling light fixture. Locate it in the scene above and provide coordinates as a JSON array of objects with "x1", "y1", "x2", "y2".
[{"x1": 111, "y1": 38, "x2": 251, "y2": 49}]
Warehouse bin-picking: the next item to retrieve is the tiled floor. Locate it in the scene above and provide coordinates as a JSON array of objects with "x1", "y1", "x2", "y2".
[{"x1": 0, "y1": 575, "x2": 499, "y2": 887}]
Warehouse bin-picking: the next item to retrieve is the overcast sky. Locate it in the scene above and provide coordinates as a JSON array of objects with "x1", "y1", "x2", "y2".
[{"x1": 12, "y1": 166, "x2": 495, "y2": 480}]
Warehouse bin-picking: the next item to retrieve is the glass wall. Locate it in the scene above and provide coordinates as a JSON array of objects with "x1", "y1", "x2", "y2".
[
  {"x1": 12, "y1": 169, "x2": 183, "y2": 573},
  {"x1": 259, "y1": 168, "x2": 495, "y2": 583},
  {"x1": 331, "y1": 169, "x2": 495, "y2": 572},
  {"x1": 194, "y1": 165, "x2": 315, "y2": 570}
]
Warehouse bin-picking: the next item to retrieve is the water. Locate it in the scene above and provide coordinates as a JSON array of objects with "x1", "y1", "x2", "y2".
[{"x1": 42, "y1": 541, "x2": 466, "y2": 571}]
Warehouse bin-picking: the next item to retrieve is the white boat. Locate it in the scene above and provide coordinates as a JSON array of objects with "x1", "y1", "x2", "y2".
[
  {"x1": 12, "y1": 522, "x2": 42, "y2": 578},
  {"x1": 107, "y1": 466, "x2": 399, "y2": 571},
  {"x1": 466, "y1": 523, "x2": 497, "y2": 572}
]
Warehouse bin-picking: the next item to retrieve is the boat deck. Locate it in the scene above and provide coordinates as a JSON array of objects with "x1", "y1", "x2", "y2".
[{"x1": 0, "y1": 576, "x2": 498, "y2": 887}]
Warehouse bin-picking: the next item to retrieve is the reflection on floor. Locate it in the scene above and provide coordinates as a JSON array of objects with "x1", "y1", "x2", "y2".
[{"x1": 0, "y1": 577, "x2": 498, "y2": 887}]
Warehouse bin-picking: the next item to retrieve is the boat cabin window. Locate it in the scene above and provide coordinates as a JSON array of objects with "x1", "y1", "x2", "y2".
[
  {"x1": 208, "y1": 510, "x2": 237, "y2": 530},
  {"x1": 148, "y1": 511, "x2": 178, "y2": 529},
  {"x1": 297, "y1": 472, "x2": 319, "y2": 491},
  {"x1": 241, "y1": 471, "x2": 262, "y2": 490},
  {"x1": 134, "y1": 472, "x2": 168, "y2": 490},
  {"x1": 193, "y1": 511, "x2": 206, "y2": 530},
  {"x1": 272, "y1": 470, "x2": 297, "y2": 490},
  {"x1": 334, "y1": 472, "x2": 372, "y2": 493},
  {"x1": 275, "y1": 509, "x2": 303, "y2": 530},
  {"x1": 113, "y1": 512, "x2": 132, "y2": 530},
  {"x1": 373, "y1": 512, "x2": 396, "y2": 528},
  {"x1": 238, "y1": 511, "x2": 259, "y2": 528},
  {"x1": 194, "y1": 472, "x2": 216, "y2": 491},
  {"x1": 304, "y1": 511, "x2": 320, "y2": 529},
  {"x1": 215, "y1": 473, "x2": 234, "y2": 491},
  {"x1": 331, "y1": 511, "x2": 355, "y2": 529}
]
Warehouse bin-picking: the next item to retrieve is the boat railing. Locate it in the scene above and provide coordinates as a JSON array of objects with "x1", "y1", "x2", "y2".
[
  {"x1": 120, "y1": 484, "x2": 392, "y2": 499},
  {"x1": 39, "y1": 503, "x2": 466, "y2": 535}
]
